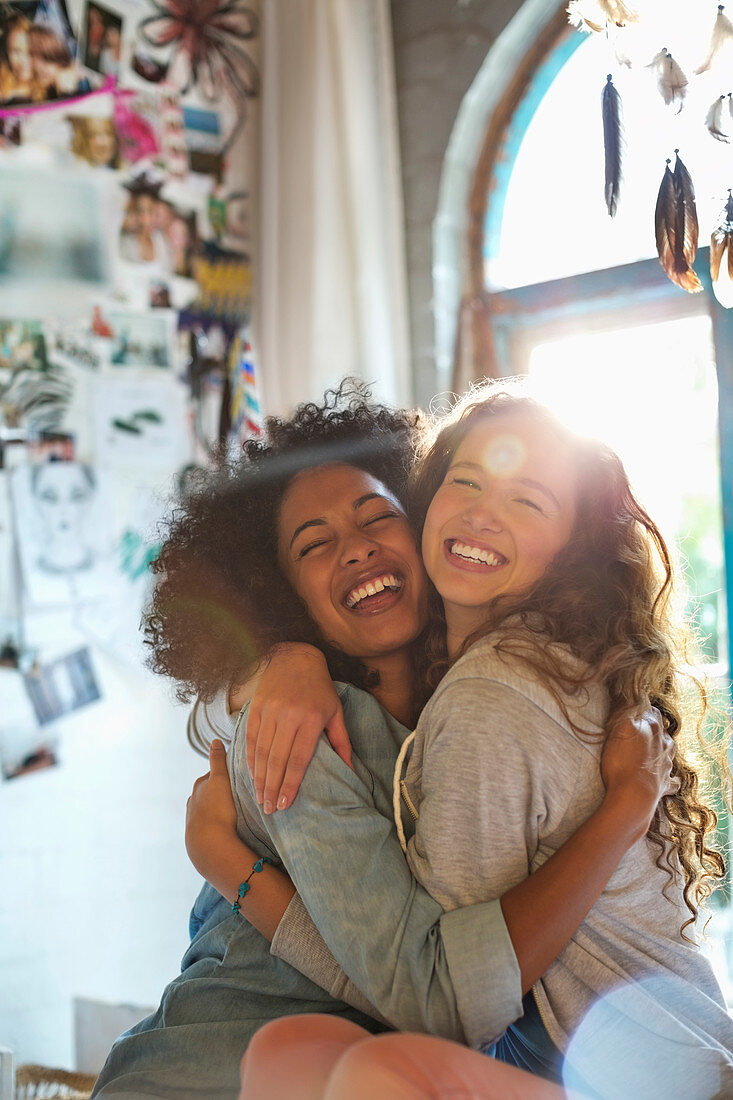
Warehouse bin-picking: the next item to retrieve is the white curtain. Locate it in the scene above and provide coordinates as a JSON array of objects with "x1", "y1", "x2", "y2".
[{"x1": 255, "y1": 0, "x2": 411, "y2": 417}]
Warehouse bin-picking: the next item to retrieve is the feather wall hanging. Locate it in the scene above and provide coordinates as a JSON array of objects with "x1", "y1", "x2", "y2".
[
  {"x1": 648, "y1": 49, "x2": 688, "y2": 112},
  {"x1": 654, "y1": 151, "x2": 702, "y2": 293},
  {"x1": 602, "y1": 74, "x2": 623, "y2": 216},
  {"x1": 567, "y1": 0, "x2": 638, "y2": 32},
  {"x1": 710, "y1": 192, "x2": 733, "y2": 306},
  {"x1": 696, "y1": 5, "x2": 733, "y2": 74},
  {"x1": 705, "y1": 94, "x2": 731, "y2": 142}
]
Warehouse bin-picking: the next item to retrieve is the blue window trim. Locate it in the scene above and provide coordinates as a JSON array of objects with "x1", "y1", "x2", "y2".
[{"x1": 483, "y1": 27, "x2": 584, "y2": 275}]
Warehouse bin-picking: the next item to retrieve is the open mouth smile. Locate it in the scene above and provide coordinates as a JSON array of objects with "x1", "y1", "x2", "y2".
[
  {"x1": 446, "y1": 539, "x2": 508, "y2": 569},
  {"x1": 344, "y1": 572, "x2": 404, "y2": 612}
]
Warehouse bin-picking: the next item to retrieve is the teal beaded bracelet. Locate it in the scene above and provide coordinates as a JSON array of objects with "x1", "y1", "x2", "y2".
[{"x1": 231, "y1": 856, "x2": 273, "y2": 913}]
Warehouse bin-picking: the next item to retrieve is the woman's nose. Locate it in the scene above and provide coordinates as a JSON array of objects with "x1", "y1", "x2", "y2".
[
  {"x1": 339, "y1": 533, "x2": 379, "y2": 567},
  {"x1": 464, "y1": 492, "x2": 503, "y2": 532}
]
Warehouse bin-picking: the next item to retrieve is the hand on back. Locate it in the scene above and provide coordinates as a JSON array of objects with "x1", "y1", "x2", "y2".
[{"x1": 600, "y1": 705, "x2": 679, "y2": 838}]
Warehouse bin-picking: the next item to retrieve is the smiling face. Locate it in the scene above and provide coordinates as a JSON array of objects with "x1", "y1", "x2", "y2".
[
  {"x1": 86, "y1": 118, "x2": 116, "y2": 165},
  {"x1": 278, "y1": 464, "x2": 428, "y2": 669},
  {"x1": 421, "y1": 412, "x2": 578, "y2": 652}
]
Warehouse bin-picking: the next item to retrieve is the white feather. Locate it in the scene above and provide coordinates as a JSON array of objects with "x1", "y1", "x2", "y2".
[
  {"x1": 567, "y1": 0, "x2": 605, "y2": 33},
  {"x1": 696, "y1": 5, "x2": 733, "y2": 75},
  {"x1": 598, "y1": 0, "x2": 639, "y2": 25},
  {"x1": 707, "y1": 95, "x2": 729, "y2": 141},
  {"x1": 648, "y1": 49, "x2": 688, "y2": 111}
]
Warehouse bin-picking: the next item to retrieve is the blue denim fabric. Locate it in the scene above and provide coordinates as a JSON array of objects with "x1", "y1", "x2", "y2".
[
  {"x1": 489, "y1": 992, "x2": 564, "y2": 1085},
  {"x1": 92, "y1": 871, "x2": 385, "y2": 1099},
  {"x1": 93, "y1": 683, "x2": 522, "y2": 1098},
  {"x1": 231, "y1": 685, "x2": 522, "y2": 1046}
]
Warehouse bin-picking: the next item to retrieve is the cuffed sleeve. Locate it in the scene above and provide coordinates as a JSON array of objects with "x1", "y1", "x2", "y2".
[
  {"x1": 272, "y1": 893, "x2": 389, "y2": 1025},
  {"x1": 440, "y1": 899, "x2": 522, "y2": 1047},
  {"x1": 229, "y1": 686, "x2": 522, "y2": 1046}
]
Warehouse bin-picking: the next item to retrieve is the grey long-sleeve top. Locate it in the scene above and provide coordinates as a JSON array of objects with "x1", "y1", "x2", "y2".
[
  {"x1": 192, "y1": 684, "x2": 522, "y2": 1047},
  {"x1": 400, "y1": 634, "x2": 733, "y2": 1097}
]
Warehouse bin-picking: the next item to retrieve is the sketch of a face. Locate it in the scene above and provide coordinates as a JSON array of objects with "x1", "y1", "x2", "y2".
[{"x1": 31, "y1": 462, "x2": 96, "y2": 573}]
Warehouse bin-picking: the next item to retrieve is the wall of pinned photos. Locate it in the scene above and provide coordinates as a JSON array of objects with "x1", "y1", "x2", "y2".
[{"x1": 0, "y1": 0, "x2": 263, "y2": 1069}]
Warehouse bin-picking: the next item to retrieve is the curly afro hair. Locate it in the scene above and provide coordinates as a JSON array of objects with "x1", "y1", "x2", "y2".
[{"x1": 144, "y1": 379, "x2": 425, "y2": 705}]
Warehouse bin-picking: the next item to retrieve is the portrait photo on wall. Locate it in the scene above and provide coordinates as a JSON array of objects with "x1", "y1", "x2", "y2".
[
  {"x1": 68, "y1": 113, "x2": 118, "y2": 168},
  {"x1": 81, "y1": 0, "x2": 122, "y2": 78},
  {"x1": 119, "y1": 171, "x2": 199, "y2": 276},
  {"x1": 0, "y1": 0, "x2": 93, "y2": 107}
]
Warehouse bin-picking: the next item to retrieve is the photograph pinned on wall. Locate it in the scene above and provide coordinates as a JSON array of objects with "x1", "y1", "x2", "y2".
[
  {"x1": 22, "y1": 96, "x2": 119, "y2": 169},
  {"x1": 0, "y1": 164, "x2": 110, "y2": 311},
  {"x1": 118, "y1": 170, "x2": 200, "y2": 276},
  {"x1": 11, "y1": 460, "x2": 116, "y2": 608},
  {"x1": 91, "y1": 374, "x2": 190, "y2": 471},
  {"x1": 50, "y1": 319, "x2": 106, "y2": 373},
  {"x1": 27, "y1": 431, "x2": 75, "y2": 462},
  {"x1": 68, "y1": 113, "x2": 119, "y2": 168},
  {"x1": 205, "y1": 185, "x2": 250, "y2": 255},
  {"x1": 183, "y1": 105, "x2": 224, "y2": 179},
  {"x1": 106, "y1": 309, "x2": 176, "y2": 370},
  {"x1": 0, "y1": 0, "x2": 96, "y2": 108},
  {"x1": 81, "y1": 0, "x2": 122, "y2": 79},
  {"x1": 24, "y1": 645, "x2": 101, "y2": 725},
  {"x1": 149, "y1": 279, "x2": 172, "y2": 309},
  {"x1": 112, "y1": 88, "x2": 186, "y2": 178},
  {"x1": 0, "y1": 320, "x2": 73, "y2": 437},
  {"x1": 0, "y1": 116, "x2": 21, "y2": 147},
  {"x1": 0, "y1": 665, "x2": 57, "y2": 781}
]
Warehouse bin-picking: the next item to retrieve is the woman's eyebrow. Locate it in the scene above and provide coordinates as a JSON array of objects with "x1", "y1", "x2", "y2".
[
  {"x1": 517, "y1": 477, "x2": 561, "y2": 510},
  {"x1": 352, "y1": 492, "x2": 390, "y2": 510},
  {"x1": 289, "y1": 517, "x2": 327, "y2": 550},
  {"x1": 289, "y1": 494, "x2": 395, "y2": 549},
  {"x1": 450, "y1": 462, "x2": 561, "y2": 510}
]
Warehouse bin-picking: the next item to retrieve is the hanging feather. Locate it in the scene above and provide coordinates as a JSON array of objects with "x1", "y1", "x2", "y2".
[
  {"x1": 598, "y1": 0, "x2": 639, "y2": 25},
  {"x1": 654, "y1": 152, "x2": 702, "y2": 293},
  {"x1": 567, "y1": 1, "x2": 604, "y2": 33},
  {"x1": 696, "y1": 5, "x2": 733, "y2": 75},
  {"x1": 706, "y1": 94, "x2": 730, "y2": 141},
  {"x1": 648, "y1": 49, "x2": 688, "y2": 112},
  {"x1": 602, "y1": 75, "x2": 623, "y2": 216},
  {"x1": 710, "y1": 193, "x2": 733, "y2": 306},
  {"x1": 567, "y1": 0, "x2": 637, "y2": 32}
]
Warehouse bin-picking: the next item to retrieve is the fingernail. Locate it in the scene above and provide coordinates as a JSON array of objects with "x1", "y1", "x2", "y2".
[
  {"x1": 255, "y1": 789, "x2": 263, "y2": 804},
  {"x1": 277, "y1": 795, "x2": 288, "y2": 809},
  {"x1": 263, "y1": 799, "x2": 273, "y2": 815}
]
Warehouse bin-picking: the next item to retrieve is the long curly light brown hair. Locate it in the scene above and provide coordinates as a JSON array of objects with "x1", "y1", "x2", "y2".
[{"x1": 410, "y1": 384, "x2": 730, "y2": 933}]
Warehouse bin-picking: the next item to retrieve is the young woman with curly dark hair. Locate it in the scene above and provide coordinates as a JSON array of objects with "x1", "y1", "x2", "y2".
[
  {"x1": 187, "y1": 385, "x2": 732, "y2": 1098},
  {"x1": 92, "y1": 382, "x2": 672, "y2": 1100}
]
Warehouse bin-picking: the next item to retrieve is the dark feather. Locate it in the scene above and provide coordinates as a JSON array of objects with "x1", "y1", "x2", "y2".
[
  {"x1": 602, "y1": 74, "x2": 623, "y2": 217},
  {"x1": 655, "y1": 154, "x2": 702, "y2": 292}
]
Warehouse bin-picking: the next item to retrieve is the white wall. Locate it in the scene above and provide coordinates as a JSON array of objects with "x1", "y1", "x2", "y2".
[{"x1": 0, "y1": 651, "x2": 204, "y2": 1069}]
